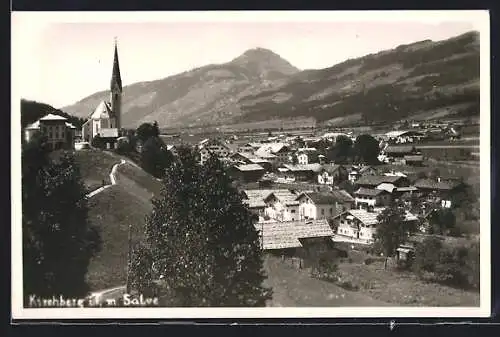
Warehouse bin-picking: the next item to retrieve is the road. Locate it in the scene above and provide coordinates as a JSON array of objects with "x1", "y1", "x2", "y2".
[{"x1": 417, "y1": 145, "x2": 479, "y2": 149}]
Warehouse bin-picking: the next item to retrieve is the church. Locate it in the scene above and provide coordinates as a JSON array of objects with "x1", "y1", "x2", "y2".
[{"x1": 81, "y1": 40, "x2": 123, "y2": 149}]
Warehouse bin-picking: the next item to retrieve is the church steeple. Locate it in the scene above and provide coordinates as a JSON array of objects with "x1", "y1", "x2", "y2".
[
  {"x1": 110, "y1": 38, "x2": 122, "y2": 130},
  {"x1": 110, "y1": 38, "x2": 122, "y2": 92}
]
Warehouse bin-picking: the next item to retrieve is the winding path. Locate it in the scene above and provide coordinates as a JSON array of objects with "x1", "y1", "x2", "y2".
[{"x1": 85, "y1": 159, "x2": 127, "y2": 199}]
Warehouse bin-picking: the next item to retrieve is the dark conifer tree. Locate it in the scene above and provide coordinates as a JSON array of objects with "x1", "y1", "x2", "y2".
[
  {"x1": 130, "y1": 146, "x2": 272, "y2": 306},
  {"x1": 22, "y1": 135, "x2": 101, "y2": 301}
]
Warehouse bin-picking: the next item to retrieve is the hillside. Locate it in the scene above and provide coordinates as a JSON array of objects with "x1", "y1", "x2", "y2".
[
  {"x1": 21, "y1": 99, "x2": 86, "y2": 129},
  {"x1": 82, "y1": 154, "x2": 162, "y2": 290},
  {"x1": 63, "y1": 48, "x2": 300, "y2": 128},
  {"x1": 63, "y1": 31, "x2": 479, "y2": 129}
]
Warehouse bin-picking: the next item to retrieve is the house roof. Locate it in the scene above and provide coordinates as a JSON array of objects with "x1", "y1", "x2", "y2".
[
  {"x1": 90, "y1": 101, "x2": 113, "y2": 120},
  {"x1": 356, "y1": 175, "x2": 405, "y2": 186},
  {"x1": 264, "y1": 190, "x2": 300, "y2": 206},
  {"x1": 242, "y1": 189, "x2": 293, "y2": 208},
  {"x1": 376, "y1": 183, "x2": 397, "y2": 193},
  {"x1": 395, "y1": 186, "x2": 419, "y2": 192},
  {"x1": 296, "y1": 192, "x2": 339, "y2": 205},
  {"x1": 25, "y1": 121, "x2": 40, "y2": 129},
  {"x1": 355, "y1": 187, "x2": 387, "y2": 197},
  {"x1": 235, "y1": 164, "x2": 265, "y2": 172},
  {"x1": 254, "y1": 219, "x2": 334, "y2": 250},
  {"x1": 254, "y1": 149, "x2": 277, "y2": 159},
  {"x1": 282, "y1": 163, "x2": 323, "y2": 173},
  {"x1": 335, "y1": 208, "x2": 418, "y2": 226},
  {"x1": 39, "y1": 113, "x2": 68, "y2": 121},
  {"x1": 256, "y1": 142, "x2": 289, "y2": 154},
  {"x1": 359, "y1": 165, "x2": 376, "y2": 174},
  {"x1": 330, "y1": 189, "x2": 356, "y2": 203},
  {"x1": 384, "y1": 146, "x2": 418, "y2": 154},
  {"x1": 297, "y1": 147, "x2": 318, "y2": 152},
  {"x1": 321, "y1": 164, "x2": 344, "y2": 175},
  {"x1": 65, "y1": 122, "x2": 77, "y2": 129},
  {"x1": 404, "y1": 155, "x2": 424, "y2": 161},
  {"x1": 414, "y1": 178, "x2": 462, "y2": 191}
]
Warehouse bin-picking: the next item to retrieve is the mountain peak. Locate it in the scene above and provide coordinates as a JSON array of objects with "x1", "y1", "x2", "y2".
[{"x1": 230, "y1": 47, "x2": 300, "y2": 78}]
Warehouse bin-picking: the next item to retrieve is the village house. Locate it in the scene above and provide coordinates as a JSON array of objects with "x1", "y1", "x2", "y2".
[
  {"x1": 295, "y1": 190, "x2": 354, "y2": 220},
  {"x1": 230, "y1": 152, "x2": 272, "y2": 171},
  {"x1": 198, "y1": 139, "x2": 234, "y2": 165},
  {"x1": 334, "y1": 208, "x2": 418, "y2": 244},
  {"x1": 384, "y1": 130, "x2": 425, "y2": 144},
  {"x1": 237, "y1": 143, "x2": 257, "y2": 153},
  {"x1": 354, "y1": 187, "x2": 392, "y2": 209},
  {"x1": 403, "y1": 154, "x2": 425, "y2": 166},
  {"x1": 24, "y1": 113, "x2": 77, "y2": 150},
  {"x1": 355, "y1": 174, "x2": 411, "y2": 189},
  {"x1": 382, "y1": 145, "x2": 422, "y2": 165},
  {"x1": 254, "y1": 219, "x2": 336, "y2": 269},
  {"x1": 241, "y1": 189, "x2": 269, "y2": 218},
  {"x1": 296, "y1": 192, "x2": 338, "y2": 220},
  {"x1": 255, "y1": 143, "x2": 291, "y2": 165},
  {"x1": 263, "y1": 190, "x2": 301, "y2": 222},
  {"x1": 317, "y1": 164, "x2": 348, "y2": 185},
  {"x1": 348, "y1": 165, "x2": 377, "y2": 183},
  {"x1": 229, "y1": 164, "x2": 266, "y2": 183},
  {"x1": 296, "y1": 147, "x2": 319, "y2": 165},
  {"x1": 280, "y1": 163, "x2": 323, "y2": 182},
  {"x1": 414, "y1": 177, "x2": 465, "y2": 208}
]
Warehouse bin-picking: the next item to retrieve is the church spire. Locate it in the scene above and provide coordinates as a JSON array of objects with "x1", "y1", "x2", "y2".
[{"x1": 110, "y1": 37, "x2": 122, "y2": 92}]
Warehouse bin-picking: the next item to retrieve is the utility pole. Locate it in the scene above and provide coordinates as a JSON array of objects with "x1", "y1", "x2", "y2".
[{"x1": 126, "y1": 224, "x2": 132, "y2": 294}]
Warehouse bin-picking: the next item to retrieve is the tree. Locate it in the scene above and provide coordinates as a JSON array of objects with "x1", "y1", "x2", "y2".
[
  {"x1": 353, "y1": 134, "x2": 380, "y2": 165},
  {"x1": 327, "y1": 135, "x2": 353, "y2": 164},
  {"x1": 140, "y1": 137, "x2": 174, "y2": 178},
  {"x1": 427, "y1": 209, "x2": 458, "y2": 236},
  {"x1": 373, "y1": 205, "x2": 418, "y2": 269},
  {"x1": 136, "y1": 122, "x2": 160, "y2": 143},
  {"x1": 413, "y1": 236, "x2": 443, "y2": 276},
  {"x1": 130, "y1": 147, "x2": 272, "y2": 306},
  {"x1": 22, "y1": 136, "x2": 101, "y2": 301}
]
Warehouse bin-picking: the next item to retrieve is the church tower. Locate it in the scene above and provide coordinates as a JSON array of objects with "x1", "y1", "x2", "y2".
[{"x1": 110, "y1": 38, "x2": 122, "y2": 130}]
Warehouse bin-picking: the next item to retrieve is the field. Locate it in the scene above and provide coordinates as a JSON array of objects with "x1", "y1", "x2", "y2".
[
  {"x1": 334, "y1": 249, "x2": 479, "y2": 306},
  {"x1": 263, "y1": 255, "x2": 390, "y2": 307},
  {"x1": 85, "y1": 159, "x2": 162, "y2": 291},
  {"x1": 263, "y1": 248, "x2": 479, "y2": 307},
  {"x1": 74, "y1": 149, "x2": 122, "y2": 191}
]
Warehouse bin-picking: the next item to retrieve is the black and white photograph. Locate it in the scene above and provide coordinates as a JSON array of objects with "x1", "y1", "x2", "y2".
[{"x1": 11, "y1": 10, "x2": 490, "y2": 319}]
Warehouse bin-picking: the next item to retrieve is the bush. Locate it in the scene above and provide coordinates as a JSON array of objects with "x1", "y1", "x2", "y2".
[
  {"x1": 338, "y1": 281, "x2": 359, "y2": 291},
  {"x1": 364, "y1": 258, "x2": 375, "y2": 265}
]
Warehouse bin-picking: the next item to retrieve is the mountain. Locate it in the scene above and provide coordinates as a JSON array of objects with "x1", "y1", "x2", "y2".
[
  {"x1": 63, "y1": 48, "x2": 300, "y2": 128},
  {"x1": 63, "y1": 31, "x2": 480, "y2": 129}
]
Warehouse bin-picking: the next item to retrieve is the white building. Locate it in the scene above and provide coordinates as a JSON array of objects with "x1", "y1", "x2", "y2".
[
  {"x1": 263, "y1": 190, "x2": 300, "y2": 222},
  {"x1": 334, "y1": 208, "x2": 418, "y2": 244},
  {"x1": 24, "y1": 114, "x2": 77, "y2": 150},
  {"x1": 81, "y1": 40, "x2": 122, "y2": 148}
]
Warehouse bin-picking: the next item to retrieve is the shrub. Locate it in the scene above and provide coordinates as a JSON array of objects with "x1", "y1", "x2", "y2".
[
  {"x1": 338, "y1": 281, "x2": 359, "y2": 291},
  {"x1": 364, "y1": 258, "x2": 375, "y2": 265}
]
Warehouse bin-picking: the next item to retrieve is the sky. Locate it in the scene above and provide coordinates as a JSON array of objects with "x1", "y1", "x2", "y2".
[{"x1": 12, "y1": 11, "x2": 484, "y2": 109}]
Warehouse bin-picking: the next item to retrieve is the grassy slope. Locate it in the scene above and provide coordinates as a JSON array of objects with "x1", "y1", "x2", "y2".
[
  {"x1": 263, "y1": 255, "x2": 390, "y2": 307},
  {"x1": 335, "y1": 250, "x2": 479, "y2": 307},
  {"x1": 85, "y1": 157, "x2": 162, "y2": 290},
  {"x1": 74, "y1": 149, "x2": 122, "y2": 191}
]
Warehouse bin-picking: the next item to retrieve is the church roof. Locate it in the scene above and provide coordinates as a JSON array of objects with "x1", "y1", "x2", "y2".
[
  {"x1": 91, "y1": 101, "x2": 112, "y2": 120},
  {"x1": 110, "y1": 41, "x2": 122, "y2": 92}
]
